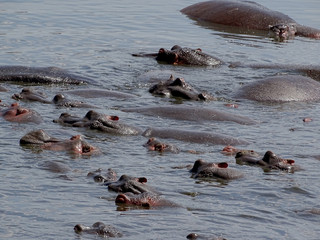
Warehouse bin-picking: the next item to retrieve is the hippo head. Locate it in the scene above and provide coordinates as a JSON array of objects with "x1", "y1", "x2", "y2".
[
  {"x1": 269, "y1": 23, "x2": 297, "y2": 40},
  {"x1": 20, "y1": 129, "x2": 60, "y2": 145},
  {"x1": 52, "y1": 93, "x2": 66, "y2": 104},
  {"x1": 107, "y1": 175, "x2": 150, "y2": 194},
  {"x1": 156, "y1": 47, "x2": 179, "y2": 64},
  {"x1": 190, "y1": 159, "x2": 228, "y2": 173}
]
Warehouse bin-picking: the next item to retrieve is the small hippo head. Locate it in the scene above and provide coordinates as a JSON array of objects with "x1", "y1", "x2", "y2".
[
  {"x1": 190, "y1": 159, "x2": 228, "y2": 173},
  {"x1": 269, "y1": 23, "x2": 296, "y2": 40},
  {"x1": 156, "y1": 47, "x2": 179, "y2": 64},
  {"x1": 107, "y1": 175, "x2": 149, "y2": 194}
]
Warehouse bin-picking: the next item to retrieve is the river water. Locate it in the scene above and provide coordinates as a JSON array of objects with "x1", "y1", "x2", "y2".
[{"x1": 0, "y1": 0, "x2": 320, "y2": 239}]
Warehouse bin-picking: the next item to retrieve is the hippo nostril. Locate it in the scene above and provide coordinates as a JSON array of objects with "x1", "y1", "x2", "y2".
[{"x1": 115, "y1": 194, "x2": 127, "y2": 204}]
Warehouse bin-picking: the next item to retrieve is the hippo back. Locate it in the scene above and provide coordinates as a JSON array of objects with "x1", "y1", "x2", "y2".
[
  {"x1": 235, "y1": 75, "x2": 320, "y2": 102},
  {"x1": 181, "y1": 0, "x2": 296, "y2": 31}
]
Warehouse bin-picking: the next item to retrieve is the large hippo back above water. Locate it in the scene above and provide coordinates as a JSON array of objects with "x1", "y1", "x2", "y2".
[
  {"x1": 181, "y1": 0, "x2": 320, "y2": 39},
  {"x1": 235, "y1": 75, "x2": 320, "y2": 103}
]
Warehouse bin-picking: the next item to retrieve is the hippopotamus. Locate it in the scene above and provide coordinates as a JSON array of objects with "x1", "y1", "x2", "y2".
[
  {"x1": 0, "y1": 102, "x2": 42, "y2": 123},
  {"x1": 133, "y1": 45, "x2": 222, "y2": 66},
  {"x1": 106, "y1": 175, "x2": 156, "y2": 194},
  {"x1": 144, "y1": 137, "x2": 180, "y2": 153},
  {"x1": 20, "y1": 129, "x2": 99, "y2": 155},
  {"x1": 149, "y1": 75, "x2": 215, "y2": 101},
  {"x1": 221, "y1": 145, "x2": 259, "y2": 157},
  {"x1": 181, "y1": 0, "x2": 320, "y2": 39},
  {"x1": 187, "y1": 233, "x2": 227, "y2": 240},
  {"x1": 53, "y1": 110, "x2": 141, "y2": 135},
  {"x1": 235, "y1": 75, "x2": 320, "y2": 102},
  {"x1": 143, "y1": 127, "x2": 248, "y2": 146},
  {"x1": 65, "y1": 89, "x2": 136, "y2": 99},
  {"x1": 74, "y1": 222, "x2": 122, "y2": 238},
  {"x1": 190, "y1": 159, "x2": 243, "y2": 180},
  {"x1": 235, "y1": 150, "x2": 299, "y2": 172},
  {"x1": 115, "y1": 192, "x2": 178, "y2": 208},
  {"x1": 122, "y1": 105, "x2": 257, "y2": 125},
  {"x1": 12, "y1": 88, "x2": 96, "y2": 108},
  {"x1": 0, "y1": 66, "x2": 91, "y2": 84},
  {"x1": 87, "y1": 168, "x2": 117, "y2": 183}
]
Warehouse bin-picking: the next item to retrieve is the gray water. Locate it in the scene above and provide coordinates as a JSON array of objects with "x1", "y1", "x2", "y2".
[{"x1": 1, "y1": 0, "x2": 320, "y2": 239}]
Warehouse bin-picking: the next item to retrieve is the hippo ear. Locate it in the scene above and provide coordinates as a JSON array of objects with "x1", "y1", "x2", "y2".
[
  {"x1": 138, "y1": 177, "x2": 147, "y2": 183},
  {"x1": 217, "y1": 162, "x2": 228, "y2": 168},
  {"x1": 287, "y1": 159, "x2": 295, "y2": 165},
  {"x1": 109, "y1": 115, "x2": 119, "y2": 121},
  {"x1": 158, "y1": 48, "x2": 165, "y2": 54}
]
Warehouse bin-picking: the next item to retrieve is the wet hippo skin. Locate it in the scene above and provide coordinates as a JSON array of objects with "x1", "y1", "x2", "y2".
[
  {"x1": 0, "y1": 66, "x2": 91, "y2": 84},
  {"x1": 74, "y1": 222, "x2": 122, "y2": 237},
  {"x1": 0, "y1": 102, "x2": 42, "y2": 123},
  {"x1": 122, "y1": 105, "x2": 257, "y2": 125},
  {"x1": 181, "y1": 0, "x2": 320, "y2": 39},
  {"x1": 235, "y1": 75, "x2": 320, "y2": 102},
  {"x1": 190, "y1": 159, "x2": 244, "y2": 180},
  {"x1": 143, "y1": 127, "x2": 249, "y2": 146},
  {"x1": 133, "y1": 45, "x2": 222, "y2": 66}
]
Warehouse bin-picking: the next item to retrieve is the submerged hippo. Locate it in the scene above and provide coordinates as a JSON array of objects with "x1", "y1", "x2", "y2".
[
  {"x1": 187, "y1": 233, "x2": 227, "y2": 240},
  {"x1": 74, "y1": 222, "x2": 122, "y2": 238},
  {"x1": 122, "y1": 105, "x2": 257, "y2": 125},
  {"x1": 143, "y1": 127, "x2": 248, "y2": 146},
  {"x1": 149, "y1": 75, "x2": 215, "y2": 101},
  {"x1": 66, "y1": 89, "x2": 136, "y2": 99},
  {"x1": 190, "y1": 159, "x2": 243, "y2": 180},
  {"x1": 53, "y1": 110, "x2": 141, "y2": 135},
  {"x1": 235, "y1": 75, "x2": 320, "y2": 102},
  {"x1": 106, "y1": 175, "x2": 155, "y2": 194},
  {"x1": 144, "y1": 137, "x2": 180, "y2": 154},
  {"x1": 221, "y1": 145, "x2": 259, "y2": 157},
  {"x1": 115, "y1": 192, "x2": 177, "y2": 208},
  {"x1": 87, "y1": 168, "x2": 117, "y2": 183},
  {"x1": 0, "y1": 102, "x2": 42, "y2": 123},
  {"x1": 133, "y1": 45, "x2": 222, "y2": 66},
  {"x1": 0, "y1": 66, "x2": 91, "y2": 84},
  {"x1": 181, "y1": 0, "x2": 320, "y2": 39},
  {"x1": 12, "y1": 88, "x2": 95, "y2": 108},
  {"x1": 20, "y1": 129, "x2": 99, "y2": 155},
  {"x1": 235, "y1": 150, "x2": 299, "y2": 172}
]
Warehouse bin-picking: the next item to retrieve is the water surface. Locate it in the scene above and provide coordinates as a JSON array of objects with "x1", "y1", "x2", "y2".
[{"x1": 0, "y1": 0, "x2": 320, "y2": 239}]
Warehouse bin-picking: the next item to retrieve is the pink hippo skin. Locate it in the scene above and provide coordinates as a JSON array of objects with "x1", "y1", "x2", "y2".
[
  {"x1": 0, "y1": 102, "x2": 42, "y2": 123},
  {"x1": 41, "y1": 135, "x2": 100, "y2": 155}
]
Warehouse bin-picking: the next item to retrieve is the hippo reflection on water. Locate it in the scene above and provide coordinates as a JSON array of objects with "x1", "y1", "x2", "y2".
[
  {"x1": 149, "y1": 75, "x2": 215, "y2": 101},
  {"x1": 235, "y1": 150, "x2": 300, "y2": 172},
  {"x1": 0, "y1": 66, "x2": 91, "y2": 84},
  {"x1": 181, "y1": 0, "x2": 320, "y2": 40},
  {"x1": 0, "y1": 102, "x2": 42, "y2": 124},
  {"x1": 20, "y1": 129, "x2": 99, "y2": 155},
  {"x1": 53, "y1": 110, "x2": 141, "y2": 135},
  {"x1": 133, "y1": 45, "x2": 222, "y2": 66},
  {"x1": 74, "y1": 222, "x2": 122, "y2": 238}
]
